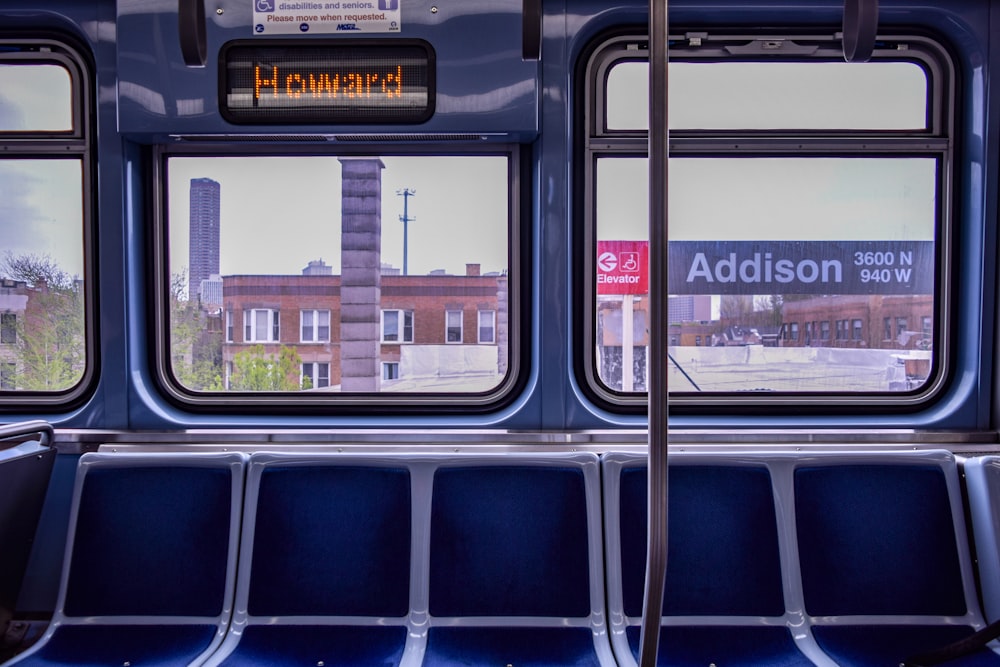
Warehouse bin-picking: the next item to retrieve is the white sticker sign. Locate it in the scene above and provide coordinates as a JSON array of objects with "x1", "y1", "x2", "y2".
[{"x1": 253, "y1": 0, "x2": 401, "y2": 35}]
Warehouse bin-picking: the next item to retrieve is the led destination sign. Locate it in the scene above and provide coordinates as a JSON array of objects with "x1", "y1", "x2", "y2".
[{"x1": 221, "y1": 41, "x2": 434, "y2": 124}]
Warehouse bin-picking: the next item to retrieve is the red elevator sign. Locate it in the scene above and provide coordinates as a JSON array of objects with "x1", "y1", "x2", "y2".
[{"x1": 597, "y1": 240, "x2": 649, "y2": 295}]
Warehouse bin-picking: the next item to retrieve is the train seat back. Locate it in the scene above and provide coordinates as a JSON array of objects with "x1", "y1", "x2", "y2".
[
  {"x1": 0, "y1": 452, "x2": 245, "y2": 667},
  {"x1": 423, "y1": 452, "x2": 616, "y2": 667},
  {"x1": 0, "y1": 423, "x2": 55, "y2": 636},
  {"x1": 201, "y1": 453, "x2": 413, "y2": 667},
  {"x1": 797, "y1": 451, "x2": 996, "y2": 667}
]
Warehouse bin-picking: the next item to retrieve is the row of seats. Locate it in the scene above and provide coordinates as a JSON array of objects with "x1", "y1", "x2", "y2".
[{"x1": 4, "y1": 448, "x2": 1000, "y2": 667}]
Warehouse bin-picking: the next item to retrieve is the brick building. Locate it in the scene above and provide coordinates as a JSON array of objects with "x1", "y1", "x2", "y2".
[
  {"x1": 221, "y1": 263, "x2": 503, "y2": 389},
  {"x1": 780, "y1": 294, "x2": 933, "y2": 350}
]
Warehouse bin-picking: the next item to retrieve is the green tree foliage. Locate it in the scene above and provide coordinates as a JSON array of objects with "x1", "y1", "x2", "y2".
[
  {"x1": 169, "y1": 272, "x2": 223, "y2": 390},
  {"x1": 227, "y1": 344, "x2": 304, "y2": 391},
  {"x1": 0, "y1": 252, "x2": 84, "y2": 391}
]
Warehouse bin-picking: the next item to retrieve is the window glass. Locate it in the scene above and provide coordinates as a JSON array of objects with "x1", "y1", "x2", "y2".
[
  {"x1": 595, "y1": 156, "x2": 936, "y2": 393},
  {"x1": 167, "y1": 155, "x2": 510, "y2": 394},
  {"x1": 0, "y1": 159, "x2": 85, "y2": 392},
  {"x1": 606, "y1": 60, "x2": 928, "y2": 131},
  {"x1": 0, "y1": 64, "x2": 73, "y2": 132}
]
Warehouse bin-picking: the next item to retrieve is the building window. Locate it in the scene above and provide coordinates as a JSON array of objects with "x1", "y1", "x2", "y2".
[
  {"x1": 836, "y1": 319, "x2": 847, "y2": 340},
  {"x1": 301, "y1": 362, "x2": 330, "y2": 389},
  {"x1": 382, "y1": 310, "x2": 413, "y2": 343},
  {"x1": 852, "y1": 319, "x2": 863, "y2": 340},
  {"x1": 896, "y1": 317, "x2": 908, "y2": 340},
  {"x1": 695, "y1": 335, "x2": 702, "y2": 346},
  {"x1": 884, "y1": 317, "x2": 893, "y2": 341},
  {"x1": 244, "y1": 309, "x2": 279, "y2": 342},
  {"x1": 383, "y1": 362, "x2": 399, "y2": 381},
  {"x1": 1, "y1": 362, "x2": 14, "y2": 390},
  {"x1": 446, "y1": 310, "x2": 463, "y2": 343},
  {"x1": 225, "y1": 310, "x2": 233, "y2": 342},
  {"x1": 922, "y1": 316, "x2": 932, "y2": 336},
  {"x1": 790, "y1": 322, "x2": 799, "y2": 341},
  {"x1": 0, "y1": 313, "x2": 15, "y2": 344},
  {"x1": 301, "y1": 309, "x2": 331, "y2": 342},
  {"x1": 820, "y1": 321, "x2": 831, "y2": 340},
  {"x1": 478, "y1": 310, "x2": 496, "y2": 344}
]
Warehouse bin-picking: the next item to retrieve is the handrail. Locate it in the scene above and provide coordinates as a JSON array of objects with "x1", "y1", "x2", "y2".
[
  {"x1": 0, "y1": 420, "x2": 54, "y2": 450},
  {"x1": 638, "y1": 0, "x2": 669, "y2": 666}
]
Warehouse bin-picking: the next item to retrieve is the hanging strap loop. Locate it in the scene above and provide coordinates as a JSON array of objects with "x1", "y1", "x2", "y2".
[{"x1": 842, "y1": 0, "x2": 879, "y2": 63}]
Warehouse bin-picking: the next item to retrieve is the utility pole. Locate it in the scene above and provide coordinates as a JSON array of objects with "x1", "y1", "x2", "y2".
[{"x1": 397, "y1": 188, "x2": 416, "y2": 275}]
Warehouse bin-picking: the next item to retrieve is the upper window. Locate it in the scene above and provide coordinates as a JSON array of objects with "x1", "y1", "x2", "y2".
[
  {"x1": 162, "y1": 153, "x2": 515, "y2": 403},
  {"x1": 0, "y1": 41, "x2": 91, "y2": 403},
  {"x1": 605, "y1": 61, "x2": 928, "y2": 131},
  {"x1": 584, "y1": 33, "x2": 950, "y2": 407}
]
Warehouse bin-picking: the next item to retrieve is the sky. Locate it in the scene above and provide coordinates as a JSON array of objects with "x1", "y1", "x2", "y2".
[
  {"x1": 167, "y1": 155, "x2": 509, "y2": 282},
  {"x1": 0, "y1": 65, "x2": 82, "y2": 279}
]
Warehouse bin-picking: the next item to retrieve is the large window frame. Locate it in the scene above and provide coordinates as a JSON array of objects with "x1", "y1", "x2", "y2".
[
  {"x1": 153, "y1": 147, "x2": 525, "y2": 412},
  {"x1": 581, "y1": 32, "x2": 953, "y2": 410},
  {"x1": 0, "y1": 38, "x2": 95, "y2": 408}
]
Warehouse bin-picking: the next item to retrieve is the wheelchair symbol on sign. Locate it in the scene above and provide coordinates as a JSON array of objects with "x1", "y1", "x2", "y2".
[
  {"x1": 257, "y1": 0, "x2": 275, "y2": 12},
  {"x1": 620, "y1": 252, "x2": 639, "y2": 272}
]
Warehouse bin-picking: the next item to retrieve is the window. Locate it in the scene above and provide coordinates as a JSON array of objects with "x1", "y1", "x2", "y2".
[
  {"x1": 382, "y1": 309, "x2": 413, "y2": 343},
  {"x1": 820, "y1": 321, "x2": 831, "y2": 341},
  {"x1": 1, "y1": 363, "x2": 14, "y2": 390},
  {"x1": 301, "y1": 309, "x2": 331, "y2": 342},
  {"x1": 446, "y1": 310, "x2": 463, "y2": 343},
  {"x1": 244, "y1": 309, "x2": 279, "y2": 343},
  {"x1": 383, "y1": 362, "x2": 399, "y2": 381},
  {"x1": 0, "y1": 42, "x2": 91, "y2": 402},
  {"x1": 302, "y1": 362, "x2": 330, "y2": 389},
  {"x1": 163, "y1": 154, "x2": 514, "y2": 400},
  {"x1": 1, "y1": 313, "x2": 15, "y2": 344},
  {"x1": 585, "y1": 32, "x2": 949, "y2": 403},
  {"x1": 478, "y1": 310, "x2": 496, "y2": 344}
]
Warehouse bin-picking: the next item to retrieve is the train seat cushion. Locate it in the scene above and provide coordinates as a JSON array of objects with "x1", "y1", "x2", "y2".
[
  {"x1": 423, "y1": 626, "x2": 602, "y2": 667},
  {"x1": 216, "y1": 625, "x2": 407, "y2": 667},
  {"x1": 17, "y1": 625, "x2": 218, "y2": 667},
  {"x1": 811, "y1": 625, "x2": 1000, "y2": 667},
  {"x1": 624, "y1": 626, "x2": 813, "y2": 667}
]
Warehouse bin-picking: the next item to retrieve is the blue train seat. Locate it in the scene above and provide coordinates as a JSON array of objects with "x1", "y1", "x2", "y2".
[
  {"x1": 0, "y1": 422, "x2": 55, "y2": 636},
  {"x1": 200, "y1": 453, "x2": 413, "y2": 667},
  {"x1": 0, "y1": 452, "x2": 245, "y2": 667},
  {"x1": 965, "y1": 456, "x2": 1000, "y2": 624},
  {"x1": 795, "y1": 450, "x2": 1000, "y2": 667},
  {"x1": 423, "y1": 452, "x2": 616, "y2": 667},
  {"x1": 602, "y1": 451, "x2": 814, "y2": 667}
]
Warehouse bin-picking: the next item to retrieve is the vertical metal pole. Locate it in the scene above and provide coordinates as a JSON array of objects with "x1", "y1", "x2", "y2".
[{"x1": 638, "y1": 0, "x2": 669, "y2": 666}]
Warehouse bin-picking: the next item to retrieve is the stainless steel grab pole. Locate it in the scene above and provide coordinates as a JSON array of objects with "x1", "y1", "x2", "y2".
[{"x1": 638, "y1": 0, "x2": 669, "y2": 666}]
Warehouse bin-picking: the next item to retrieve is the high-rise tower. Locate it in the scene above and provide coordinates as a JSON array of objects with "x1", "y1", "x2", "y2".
[{"x1": 189, "y1": 177, "x2": 220, "y2": 300}]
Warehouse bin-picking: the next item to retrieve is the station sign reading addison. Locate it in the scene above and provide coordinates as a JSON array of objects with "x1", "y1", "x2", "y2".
[{"x1": 669, "y1": 240, "x2": 933, "y2": 295}]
